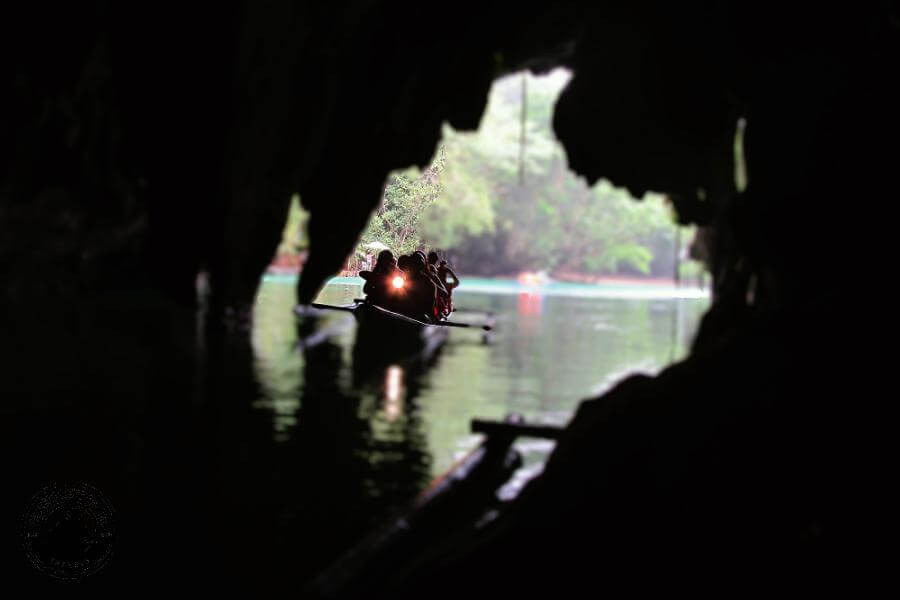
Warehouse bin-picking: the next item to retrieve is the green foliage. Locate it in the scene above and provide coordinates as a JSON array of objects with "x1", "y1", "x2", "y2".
[
  {"x1": 419, "y1": 126, "x2": 497, "y2": 248},
  {"x1": 354, "y1": 68, "x2": 704, "y2": 279},
  {"x1": 594, "y1": 244, "x2": 654, "y2": 274},
  {"x1": 277, "y1": 194, "x2": 308, "y2": 255},
  {"x1": 359, "y1": 147, "x2": 447, "y2": 256}
]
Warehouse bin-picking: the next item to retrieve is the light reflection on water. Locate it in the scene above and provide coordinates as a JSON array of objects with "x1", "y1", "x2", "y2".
[
  {"x1": 383, "y1": 366, "x2": 405, "y2": 422},
  {"x1": 252, "y1": 277, "x2": 709, "y2": 475}
]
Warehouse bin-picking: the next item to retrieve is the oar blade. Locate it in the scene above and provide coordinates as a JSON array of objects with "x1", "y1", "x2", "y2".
[
  {"x1": 432, "y1": 320, "x2": 493, "y2": 331},
  {"x1": 305, "y1": 303, "x2": 357, "y2": 314}
]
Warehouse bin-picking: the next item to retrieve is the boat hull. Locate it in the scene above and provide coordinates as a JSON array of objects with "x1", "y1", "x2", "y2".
[
  {"x1": 351, "y1": 302, "x2": 449, "y2": 376},
  {"x1": 308, "y1": 430, "x2": 522, "y2": 597}
]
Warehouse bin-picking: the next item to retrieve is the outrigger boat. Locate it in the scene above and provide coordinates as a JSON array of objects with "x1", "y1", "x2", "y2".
[
  {"x1": 304, "y1": 298, "x2": 493, "y2": 376},
  {"x1": 353, "y1": 299, "x2": 449, "y2": 358}
]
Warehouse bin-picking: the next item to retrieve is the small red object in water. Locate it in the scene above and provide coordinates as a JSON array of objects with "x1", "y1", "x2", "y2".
[{"x1": 518, "y1": 272, "x2": 539, "y2": 286}]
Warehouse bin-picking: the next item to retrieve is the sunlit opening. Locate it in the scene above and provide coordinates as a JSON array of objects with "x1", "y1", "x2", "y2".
[
  {"x1": 340, "y1": 67, "x2": 709, "y2": 293},
  {"x1": 258, "y1": 66, "x2": 714, "y2": 478}
]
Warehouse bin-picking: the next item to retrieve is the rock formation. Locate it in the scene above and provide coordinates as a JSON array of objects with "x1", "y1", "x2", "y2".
[{"x1": 2, "y1": 0, "x2": 895, "y2": 591}]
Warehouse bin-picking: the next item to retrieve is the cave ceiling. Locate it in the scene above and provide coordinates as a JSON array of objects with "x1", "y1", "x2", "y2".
[{"x1": 1, "y1": 1, "x2": 895, "y2": 308}]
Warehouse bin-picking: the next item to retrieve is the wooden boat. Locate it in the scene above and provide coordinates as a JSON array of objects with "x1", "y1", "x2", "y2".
[
  {"x1": 306, "y1": 414, "x2": 563, "y2": 598},
  {"x1": 300, "y1": 296, "x2": 494, "y2": 383},
  {"x1": 305, "y1": 298, "x2": 487, "y2": 377},
  {"x1": 351, "y1": 300, "x2": 450, "y2": 370}
]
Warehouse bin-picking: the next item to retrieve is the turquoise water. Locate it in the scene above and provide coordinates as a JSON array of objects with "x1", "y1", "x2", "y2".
[
  {"x1": 253, "y1": 275, "x2": 710, "y2": 475},
  {"x1": 264, "y1": 274, "x2": 708, "y2": 299}
]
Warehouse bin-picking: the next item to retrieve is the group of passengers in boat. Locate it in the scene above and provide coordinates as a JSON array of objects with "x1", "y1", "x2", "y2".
[{"x1": 359, "y1": 249, "x2": 459, "y2": 323}]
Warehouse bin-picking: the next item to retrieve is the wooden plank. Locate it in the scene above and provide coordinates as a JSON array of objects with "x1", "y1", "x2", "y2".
[{"x1": 471, "y1": 418, "x2": 565, "y2": 440}]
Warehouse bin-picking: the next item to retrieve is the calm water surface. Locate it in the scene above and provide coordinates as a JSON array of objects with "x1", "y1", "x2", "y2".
[
  {"x1": 7, "y1": 274, "x2": 709, "y2": 588},
  {"x1": 253, "y1": 276, "x2": 709, "y2": 479}
]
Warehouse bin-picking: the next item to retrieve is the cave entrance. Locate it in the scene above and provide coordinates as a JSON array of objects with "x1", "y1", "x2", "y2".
[
  {"x1": 254, "y1": 68, "x2": 710, "y2": 467},
  {"x1": 270, "y1": 68, "x2": 709, "y2": 287}
]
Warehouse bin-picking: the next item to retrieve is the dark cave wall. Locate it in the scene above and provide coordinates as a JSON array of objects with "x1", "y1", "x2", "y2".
[
  {"x1": 2, "y1": 2, "x2": 896, "y2": 591},
  {"x1": 1, "y1": 1, "x2": 587, "y2": 313},
  {"x1": 277, "y1": 2, "x2": 587, "y2": 304},
  {"x1": 1, "y1": 2, "x2": 238, "y2": 310},
  {"x1": 1, "y1": 1, "x2": 897, "y2": 316},
  {"x1": 555, "y1": 2, "x2": 899, "y2": 310}
]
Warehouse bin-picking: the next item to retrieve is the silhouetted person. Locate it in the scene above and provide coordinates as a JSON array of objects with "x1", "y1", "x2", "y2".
[
  {"x1": 422, "y1": 251, "x2": 452, "y2": 316},
  {"x1": 413, "y1": 250, "x2": 429, "y2": 275},
  {"x1": 373, "y1": 249, "x2": 395, "y2": 272},
  {"x1": 384, "y1": 254, "x2": 413, "y2": 315},
  {"x1": 360, "y1": 249, "x2": 397, "y2": 307},
  {"x1": 426, "y1": 251, "x2": 440, "y2": 274},
  {"x1": 437, "y1": 260, "x2": 459, "y2": 314},
  {"x1": 394, "y1": 254, "x2": 437, "y2": 322}
]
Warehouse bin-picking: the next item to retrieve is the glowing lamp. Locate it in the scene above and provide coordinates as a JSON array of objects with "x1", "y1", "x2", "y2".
[{"x1": 392, "y1": 276, "x2": 405, "y2": 289}]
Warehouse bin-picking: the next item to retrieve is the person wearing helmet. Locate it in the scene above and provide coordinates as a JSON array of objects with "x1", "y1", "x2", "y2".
[{"x1": 360, "y1": 249, "x2": 397, "y2": 307}]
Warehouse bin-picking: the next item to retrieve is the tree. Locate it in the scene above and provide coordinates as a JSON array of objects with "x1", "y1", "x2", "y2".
[
  {"x1": 276, "y1": 194, "x2": 308, "y2": 256},
  {"x1": 421, "y1": 68, "x2": 696, "y2": 278},
  {"x1": 358, "y1": 147, "x2": 447, "y2": 256},
  {"x1": 352, "y1": 67, "x2": 700, "y2": 279}
]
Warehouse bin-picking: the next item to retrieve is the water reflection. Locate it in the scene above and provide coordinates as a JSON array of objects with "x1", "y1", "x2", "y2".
[
  {"x1": 238, "y1": 278, "x2": 710, "y2": 586},
  {"x1": 517, "y1": 291, "x2": 543, "y2": 316},
  {"x1": 383, "y1": 366, "x2": 405, "y2": 422},
  {"x1": 242, "y1": 281, "x2": 439, "y2": 585},
  {"x1": 252, "y1": 277, "x2": 708, "y2": 477},
  {"x1": 6, "y1": 275, "x2": 708, "y2": 590}
]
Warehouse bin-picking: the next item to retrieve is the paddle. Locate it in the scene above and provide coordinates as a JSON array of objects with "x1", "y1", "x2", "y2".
[
  {"x1": 308, "y1": 302, "x2": 356, "y2": 313},
  {"x1": 432, "y1": 320, "x2": 492, "y2": 331},
  {"x1": 314, "y1": 301, "x2": 493, "y2": 330}
]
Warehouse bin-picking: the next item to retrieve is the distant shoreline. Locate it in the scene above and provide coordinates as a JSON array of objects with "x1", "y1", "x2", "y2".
[
  {"x1": 549, "y1": 273, "x2": 704, "y2": 287},
  {"x1": 263, "y1": 271, "x2": 710, "y2": 300},
  {"x1": 265, "y1": 266, "x2": 706, "y2": 289}
]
